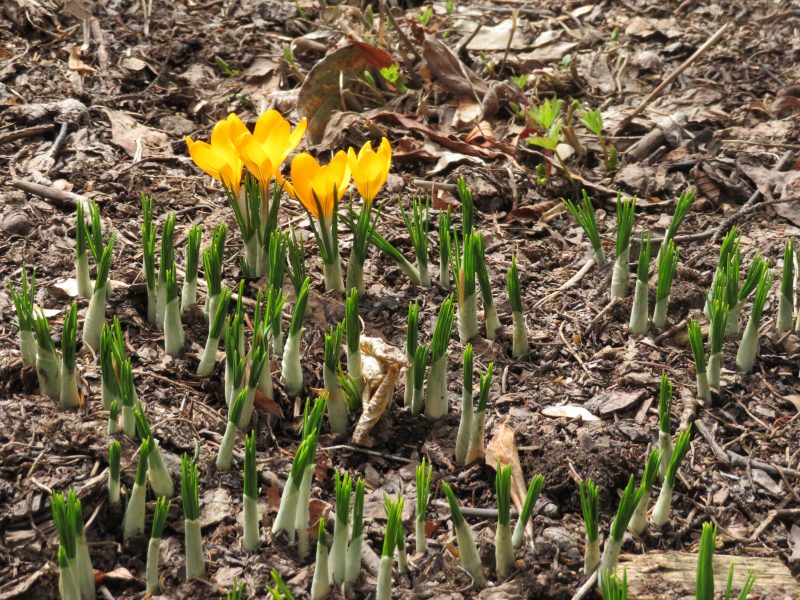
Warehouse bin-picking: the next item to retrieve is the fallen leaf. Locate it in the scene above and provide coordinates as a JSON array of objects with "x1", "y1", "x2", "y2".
[
  {"x1": 781, "y1": 394, "x2": 800, "y2": 413},
  {"x1": 254, "y1": 385, "x2": 284, "y2": 419},
  {"x1": 752, "y1": 469, "x2": 782, "y2": 496},
  {"x1": 422, "y1": 35, "x2": 489, "y2": 98},
  {"x1": 200, "y1": 486, "x2": 233, "y2": 528},
  {"x1": 102, "y1": 108, "x2": 174, "y2": 159},
  {"x1": 517, "y1": 41, "x2": 577, "y2": 66},
  {"x1": 789, "y1": 524, "x2": 800, "y2": 561},
  {"x1": 465, "y1": 19, "x2": 531, "y2": 51},
  {"x1": 486, "y1": 421, "x2": 529, "y2": 527},
  {"x1": 68, "y1": 47, "x2": 96, "y2": 75},
  {"x1": 541, "y1": 405, "x2": 599, "y2": 421},
  {"x1": 586, "y1": 390, "x2": 646, "y2": 415},
  {"x1": 97, "y1": 567, "x2": 134, "y2": 583}
]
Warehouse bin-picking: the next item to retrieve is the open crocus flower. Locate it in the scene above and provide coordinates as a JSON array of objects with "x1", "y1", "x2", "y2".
[
  {"x1": 185, "y1": 113, "x2": 247, "y2": 192},
  {"x1": 346, "y1": 137, "x2": 391, "y2": 203},
  {"x1": 236, "y1": 110, "x2": 307, "y2": 187}
]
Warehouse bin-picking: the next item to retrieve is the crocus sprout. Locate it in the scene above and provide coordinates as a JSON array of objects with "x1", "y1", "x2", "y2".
[
  {"x1": 163, "y1": 268, "x2": 184, "y2": 356},
  {"x1": 512, "y1": 473, "x2": 546, "y2": 549},
  {"x1": 736, "y1": 267, "x2": 773, "y2": 372},
  {"x1": 579, "y1": 478, "x2": 600, "y2": 574},
  {"x1": 155, "y1": 212, "x2": 176, "y2": 331},
  {"x1": 687, "y1": 320, "x2": 710, "y2": 402},
  {"x1": 474, "y1": 233, "x2": 501, "y2": 340},
  {"x1": 52, "y1": 489, "x2": 95, "y2": 600},
  {"x1": 495, "y1": 464, "x2": 513, "y2": 580},
  {"x1": 651, "y1": 425, "x2": 692, "y2": 528},
  {"x1": 657, "y1": 372, "x2": 673, "y2": 480},
  {"x1": 425, "y1": 296, "x2": 455, "y2": 419},
  {"x1": 442, "y1": 482, "x2": 486, "y2": 587},
  {"x1": 117, "y1": 358, "x2": 137, "y2": 438},
  {"x1": 455, "y1": 344, "x2": 474, "y2": 465},
  {"x1": 226, "y1": 580, "x2": 246, "y2": 600},
  {"x1": 658, "y1": 188, "x2": 696, "y2": 262},
  {"x1": 242, "y1": 431, "x2": 260, "y2": 551},
  {"x1": 452, "y1": 232, "x2": 479, "y2": 342},
  {"x1": 598, "y1": 475, "x2": 645, "y2": 589},
  {"x1": 404, "y1": 300, "x2": 419, "y2": 409},
  {"x1": 329, "y1": 471, "x2": 353, "y2": 585},
  {"x1": 272, "y1": 432, "x2": 314, "y2": 543},
  {"x1": 285, "y1": 150, "x2": 351, "y2": 293},
  {"x1": 146, "y1": 496, "x2": 170, "y2": 594},
  {"x1": 108, "y1": 400, "x2": 119, "y2": 436},
  {"x1": 181, "y1": 223, "x2": 202, "y2": 313},
  {"x1": 438, "y1": 209, "x2": 452, "y2": 288},
  {"x1": 133, "y1": 403, "x2": 175, "y2": 498},
  {"x1": 266, "y1": 570, "x2": 295, "y2": 600},
  {"x1": 415, "y1": 458, "x2": 433, "y2": 555},
  {"x1": 141, "y1": 195, "x2": 157, "y2": 323},
  {"x1": 181, "y1": 454, "x2": 205, "y2": 580},
  {"x1": 310, "y1": 519, "x2": 330, "y2": 600},
  {"x1": 377, "y1": 495, "x2": 406, "y2": 600},
  {"x1": 628, "y1": 449, "x2": 661, "y2": 536},
  {"x1": 281, "y1": 276, "x2": 310, "y2": 397},
  {"x1": 705, "y1": 227, "x2": 740, "y2": 317},
  {"x1": 629, "y1": 232, "x2": 651, "y2": 334},
  {"x1": 216, "y1": 389, "x2": 248, "y2": 471},
  {"x1": 652, "y1": 238, "x2": 678, "y2": 329},
  {"x1": 286, "y1": 228, "x2": 307, "y2": 294},
  {"x1": 75, "y1": 201, "x2": 92, "y2": 299},
  {"x1": 411, "y1": 344, "x2": 429, "y2": 416},
  {"x1": 251, "y1": 286, "x2": 285, "y2": 404},
  {"x1": 731, "y1": 254, "x2": 768, "y2": 335},
  {"x1": 224, "y1": 318, "x2": 246, "y2": 408},
  {"x1": 564, "y1": 190, "x2": 605, "y2": 267},
  {"x1": 696, "y1": 522, "x2": 716, "y2": 600},
  {"x1": 706, "y1": 297, "x2": 729, "y2": 392},
  {"x1": 345, "y1": 288, "x2": 363, "y2": 392},
  {"x1": 59, "y1": 302, "x2": 79, "y2": 409},
  {"x1": 324, "y1": 322, "x2": 348, "y2": 436},
  {"x1": 123, "y1": 437, "x2": 151, "y2": 541},
  {"x1": 402, "y1": 196, "x2": 431, "y2": 287},
  {"x1": 81, "y1": 233, "x2": 116, "y2": 351},
  {"x1": 8, "y1": 262, "x2": 36, "y2": 367},
  {"x1": 269, "y1": 231, "x2": 287, "y2": 354},
  {"x1": 345, "y1": 477, "x2": 366, "y2": 585},
  {"x1": 238, "y1": 334, "x2": 269, "y2": 430},
  {"x1": 57, "y1": 544, "x2": 77, "y2": 600},
  {"x1": 457, "y1": 177, "x2": 474, "y2": 237},
  {"x1": 197, "y1": 287, "x2": 231, "y2": 376},
  {"x1": 32, "y1": 310, "x2": 60, "y2": 398},
  {"x1": 777, "y1": 239, "x2": 794, "y2": 334},
  {"x1": 601, "y1": 568, "x2": 629, "y2": 600},
  {"x1": 611, "y1": 194, "x2": 636, "y2": 299},
  {"x1": 108, "y1": 440, "x2": 121, "y2": 505},
  {"x1": 296, "y1": 397, "x2": 326, "y2": 560},
  {"x1": 99, "y1": 318, "x2": 123, "y2": 410},
  {"x1": 507, "y1": 255, "x2": 529, "y2": 357},
  {"x1": 465, "y1": 361, "x2": 493, "y2": 464},
  {"x1": 202, "y1": 223, "x2": 227, "y2": 321}
]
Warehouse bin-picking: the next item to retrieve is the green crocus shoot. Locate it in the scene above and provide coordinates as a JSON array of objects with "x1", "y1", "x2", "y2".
[
  {"x1": 272, "y1": 433, "x2": 314, "y2": 542},
  {"x1": 163, "y1": 268, "x2": 184, "y2": 356},
  {"x1": 253, "y1": 286, "x2": 285, "y2": 403},
  {"x1": 308, "y1": 185, "x2": 344, "y2": 293},
  {"x1": 146, "y1": 496, "x2": 170, "y2": 594},
  {"x1": 141, "y1": 195, "x2": 157, "y2": 323},
  {"x1": 64, "y1": 489, "x2": 94, "y2": 600},
  {"x1": 651, "y1": 425, "x2": 692, "y2": 528},
  {"x1": 425, "y1": 295, "x2": 455, "y2": 419},
  {"x1": 377, "y1": 495, "x2": 405, "y2": 600},
  {"x1": 705, "y1": 228, "x2": 740, "y2": 317},
  {"x1": 296, "y1": 398, "x2": 326, "y2": 560},
  {"x1": 508, "y1": 255, "x2": 529, "y2": 357},
  {"x1": 216, "y1": 388, "x2": 247, "y2": 471},
  {"x1": 108, "y1": 400, "x2": 119, "y2": 436},
  {"x1": 52, "y1": 492, "x2": 78, "y2": 600},
  {"x1": 133, "y1": 404, "x2": 174, "y2": 498},
  {"x1": 181, "y1": 223, "x2": 202, "y2": 313},
  {"x1": 32, "y1": 310, "x2": 60, "y2": 398},
  {"x1": 224, "y1": 321, "x2": 246, "y2": 408},
  {"x1": 706, "y1": 298, "x2": 729, "y2": 391},
  {"x1": 233, "y1": 280, "x2": 245, "y2": 357},
  {"x1": 344, "y1": 194, "x2": 375, "y2": 295},
  {"x1": 281, "y1": 276, "x2": 310, "y2": 397},
  {"x1": 415, "y1": 458, "x2": 432, "y2": 555},
  {"x1": 601, "y1": 568, "x2": 629, "y2": 600},
  {"x1": 404, "y1": 300, "x2": 419, "y2": 408},
  {"x1": 439, "y1": 209, "x2": 451, "y2": 288},
  {"x1": 269, "y1": 232, "x2": 287, "y2": 355},
  {"x1": 197, "y1": 287, "x2": 231, "y2": 376},
  {"x1": 512, "y1": 473, "x2": 545, "y2": 549},
  {"x1": 495, "y1": 464, "x2": 513, "y2": 580},
  {"x1": 629, "y1": 449, "x2": 661, "y2": 535},
  {"x1": 82, "y1": 234, "x2": 116, "y2": 351},
  {"x1": 118, "y1": 359, "x2": 137, "y2": 438},
  {"x1": 442, "y1": 482, "x2": 486, "y2": 587},
  {"x1": 99, "y1": 320, "x2": 121, "y2": 410},
  {"x1": 59, "y1": 302, "x2": 79, "y2": 409},
  {"x1": 224, "y1": 174, "x2": 259, "y2": 276},
  {"x1": 777, "y1": 239, "x2": 794, "y2": 334},
  {"x1": 474, "y1": 233, "x2": 500, "y2": 340},
  {"x1": 266, "y1": 570, "x2": 295, "y2": 600},
  {"x1": 598, "y1": 475, "x2": 645, "y2": 588},
  {"x1": 329, "y1": 471, "x2": 353, "y2": 585},
  {"x1": 652, "y1": 238, "x2": 678, "y2": 328},
  {"x1": 411, "y1": 343, "x2": 429, "y2": 416},
  {"x1": 402, "y1": 196, "x2": 431, "y2": 287},
  {"x1": 324, "y1": 322, "x2": 348, "y2": 436},
  {"x1": 611, "y1": 194, "x2": 636, "y2": 299},
  {"x1": 75, "y1": 201, "x2": 92, "y2": 298},
  {"x1": 310, "y1": 519, "x2": 330, "y2": 600},
  {"x1": 203, "y1": 223, "x2": 227, "y2": 320},
  {"x1": 455, "y1": 344, "x2": 474, "y2": 466},
  {"x1": 658, "y1": 187, "x2": 696, "y2": 262},
  {"x1": 346, "y1": 216, "x2": 420, "y2": 284},
  {"x1": 466, "y1": 361, "x2": 493, "y2": 464},
  {"x1": 687, "y1": 320, "x2": 710, "y2": 402},
  {"x1": 286, "y1": 227, "x2": 307, "y2": 295},
  {"x1": 696, "y1": 521, "x2": 716, "y2": 600},
  {"x1": 8, "y1": 263, "x2": 37, "y2": 366},
  {"x1": 732, "y1": 254, "x2": 767, "y2": 335},
  {"x1": 239, "y1": 337, "x2": 268, "y2": 430},
  {"x1": 564, "y1": 190, "x2": 605, "y2": 267},
  {"x1": 123, "y1": 437, "x2": 151, "y2": 540},
  {"x1": 243, "y1": 431, "x2": 260, "y2": 551},
  {"x1": 629, "y1": 232, "x2": 650, "y2": 334},
  {"x1": 579, "y1": 478, "x2": 600, "y2": 573},
  {"x1": 658, "y1": 372, "x2": 673, "y2": 480},
  {"x1": 736, "y1": 267, "x2": 773, "y2": 372},
  {"x1": 345, "y1": 288, "x2": 363, "y2": 392},
  {"x1": 108, "y1": 440, "x2": 121, "y2": 505},
  {"x1": 725, "y1": 564, "x2": 757, "y2": 600},
  {"x1": 458, "y1": 177, "x2": 474, "y2": 236},
  {"x1": 453, "y1": 232, "x2": 479, "y2": 342},
  {"x1": 345, "y1": 477, "x2": 366, "y2": 585},
  {"x1": 181, "y1": 454, "x2": 205, "y2": 579},
  {"x1": 58, "y1": 543, "x2": 79, "y2": 600},
  {"x1": 393, "y1": 497, "x2": 409, "y2": 575},
  {"x1": 155, "y1": 212, "x2": 176, "y2": 330}
]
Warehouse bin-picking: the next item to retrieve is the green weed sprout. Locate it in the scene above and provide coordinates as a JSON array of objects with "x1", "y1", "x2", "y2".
[
  {"x1": 181, "y1": 454, "x2": 205, "y2": 579},
  {"x1": 425, "y1": 296, "x2": 455, "y2": 419},
  {"x1": 598, "y1": 476, "x2": 645, "y2": 589},
  {"x1": 59, "y1": 302, "x2": 79, "y2": 408},
  {"x1": 495, "y1": 465, "x2": 513, "y2": 579},
  {"x1": 579, "y1": 108, "x2": 617, "y2": 170},
  {"x1": 777, "y1": 239, "x2": 794, "y2": 334},
  {"x1": 146, "y1": 496, "x2": 171, "y2": 594},
  {"x1": 123, "y1": 437, "x2": 151, "y2": 540},
  {"x1": 474, "y1": 233, "x2": 500, "y2": 340},
  {"x1": 564, "y1": 190, "x2": 605, "y2": 266},
  {"x1": 629, "y1": 449, "x2": 661, "y2": 535},
  {"x1": 243, "y1": 431, "x2": 260, "y2": 551},
  {"x1": 653, "y1": 239, "x2": 678, "y2": 328},
  {"x1": 415, "y1": 458, "x2": 432, "y2": 554},
  {"x1": 32, "y1": 310, "x2": 60, "y2": 398},
  {"x1": 402, "y1": 196, "x2": 431, "y2": 287},
  {"x1": 439, "y1": 209, "x2": 451, "y2": 288},
  {"x1": 651, "y1": 426, "x2": 692, "y2": 528},
  {"x1": 404, "y1": 300, "x2": 419, "y2": 408},
  {"x1": 8, "y1": 263, "x2": 37, "y2": 367},
  {"x1": 629, "y1": 232, "x2": 650, "y2": 334},
  {"x1": 508, "y1": 255, "x2": 529, "y2": 357},
  {"x1": 687, "y1": 320, "x2": 710, "y2": 402},
  {"x1": 736, "y1": 267, "x2": 773, "y2": 372},
  {"x1": 324, "y1": 322, "x2": 347, "y2": 436},
  {"x1": 281, "y1": 276, "x2": 310, "y2": 397},
  {"x1": 512, "y1": 473, "x2": 545, "y2": 549},
  {"x1": 181, "y1": 223, "x2": 203, "y2": 313},
  {"x1": 611, "y1": 195, "x2": 636, "y2": 299},
  {"x1": 725, "y1": 564, "x2": 756, "y2": 600},
  {"x1": 442, "y1": 483, "x2": 486, "y2": 587},
  {"x1": 579, "y1": 479, "x2": 600, "y2": 573}
]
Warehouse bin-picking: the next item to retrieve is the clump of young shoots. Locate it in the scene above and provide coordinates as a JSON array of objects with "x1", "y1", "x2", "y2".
[
  {"x1": 75, "y1": 201, "x2": 92, "y2": 298},
  {"x1": 601, "y1": 569, "x2": 629, "y2": 600},
  {"x1": 696, "y1": 521, "x2": 716, "y2": 600},
  {"x1": 53, "y1": 490, "x2": 94, "y2": 600},
  {"x1": 507, "y1": 255, "x2": 529, "y2": 357},
  {"x1": 99, "y1": 319, "x2": 123, "y2": 410},
  {"x1": 225, "y1": 319, "x2": 246, "y2": 407},
  {"x1": 286, "y1": 228, "x2": 307, "y2": 295},
  {"x1": 564, "y1": 190, "x2": 605, "y2": 267},
  {"x1": 402, "y1": 196, "x2": 431, "y2": 287},
  {"x1": 453, "y1": 232, "x2": 479, "y2": 342},
  {"x1": 181, "y1": 223, "x2": 202, "y2": 313},
  {"x1": 652, "y1": 239, "x2": 678, "y2": 328},
  {"x1": 629, "y1": 449, "x2": 661, "y2": 535},
  {"x1": 345, "y1": 288, "x2": 363, "y2": 392},
  {"x1": 629, "y1": 232, "x2": 650, "y2": 334},
  {"x1": 442, "y1": 483, "x2": 486, "y2": 587},
  {"x1": 404, "y1": 301, "x2": 419, "y2": 408},
  {"x1": 296, "y1": 398, "x2": 326, "y2": 560},
  {"x1": 32, "y1": 310, "x2": 60, "y2": 398},
  {"x1": 415, "y1": 458, "x2": 432, "y2": 554},
  {"x1": 8, "y1": 263, "x2": 37, "y2": 367},
  {"x1": 266, "y1": 570, "x2": 295, "y2": 600},
  {"x1": 197, "y1": 287, "x2": 231, "y2": 376},
  {"x1": 455, "y1": 344, "x2": 474, "y2": 465},
  {"x1": 242, "y1": 431, "x2": 260, "y2": 551},
  {"x1": 687, "y1": 320, "x2": 710, "y2": 402},
  {"x1": 133, "y1": 404, "x2": 175, "y2": 497},
  {"x1": 411, "y1": 344, "x2": 429, "y2": 416},
  {"x1": 118, "y1": 359, "x2": 137, "y2": 438},
  {"x1": 82, "y1": 234, "x2": 116, "y2": 351},
  {"x1": 329, "y1": 471, "x2": 353, "y2": 585},
  {"x1": 439, "y1": 209, "x2": 451, "y2": 288},
  {"x1": 59, "y1": 302, "x2": 79, "y2": 409},
  {"x1": 272, "y1": 433, "x2": 314, "y2": 542},
  {"x1": 512, "y1": 473, "x2": 545, "y2": 549},
  {"x1": 658, "y1": 188, "x2": 696, "y2": 263},
  {"x1": 376, "y1": 495, "x2": 405, "y2": 600},
  {"x1": 343, "y1": 479, "x2": 366, "y2": 587},
  {"x1": 731, "y1": 255, "x2": 767, "y2": 335},
  {"x1": 657, "y1": 372, "x2": 673, "y2": 480},
  {"x1": 310, "y1": 520, "x2": 330, "y2": 600},
  {"x1": 474, "y1": 233, "x2": 500, "y2": 340},
  {"x1": 239, "y1": 337, "x2": 268, "y2": 430},
  {"x1": 611, "y1": 195, "x2": 636, "y2": 299},
  {"x1": 123, "y1": 437, "x2": 151, "y2": 540},
  {"x1": 281, "y1": 276, "x2": 310, "y2": 397},
  {"x1": 777, "y1": 239, "x2": 794, "y2": 334},
  {"x1": 141, "y1": 195, "x2": 157, "y2": 323},
  {"x1": 154, "y1": 212, "x2": 176, "y2": 330},
  {"x1": 705, "y1": 228, "x2": 740, "y2": 317},
  {"x1": 598, "y1": 476, "x2": 645, "y2": 589},
  {"x1": 203, "y1": 223, "x2": 227, "y2": 321},
  {"x1": 163, "y1": 268, "x2": 184, "y2": 356},
  {"x1": 252, "y1": 286, "x2": 285, "y2": 403},
  {"x1": 425, "y1": 296, "x2": 455, "y2": 419},
  {"x1": 108, "y1": 441, "x2": 121, "y2": 506},
  {"x1": 706, "y1": 299, "x2": 729, "y2": 391},
  {"x1": 216, "y1": 389, "x2": 247, "y2": 471},
  {"x1": 736, "y1": 267, "x2": 773, "y2": 372},
  {"x1": 146, "y1": 496, "x2": 170, "y2": 594},
  {"x1": 579, "y1": 479, "x2": 600, "y2": 573},
  {"x1": 108, "y1": 400, "x2": 119, "y2": 436},
  {"x1": 465, "y1": 361, "x2": 493, "y2": 464},
  {"x1": 495, "y1": 465, "x2": 513, "y2": 580},
  {"x1": 181, "y1": 454, "x2": 204, "y2": 579},
  {"x1": 324, "y1": 322, "x2": 347, "y2": 436},
  {"x1": 651, "y1": 426, "x2": 692, "y2": 528}
]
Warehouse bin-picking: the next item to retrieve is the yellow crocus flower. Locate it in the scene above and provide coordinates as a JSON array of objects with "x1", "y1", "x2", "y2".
[
  {"x1": 346, "y1": 137, "x2": 391, "y2": 203},
  {"x1": 185, "y1": 113, "x2": 247, "y2": 192},
  {"x1": 287, "y1": 151, "x2": 351, "y2": 220},
  {"x1": 236, "y1": 110, "x2": 307, "y2": 186}
]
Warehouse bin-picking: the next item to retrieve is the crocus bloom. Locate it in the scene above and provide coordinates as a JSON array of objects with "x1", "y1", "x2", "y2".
[
  {"x1": 287, "y1": 151, "x2": 351, "y2": 221},
  {"x1": 236, "y1": 110, "x2": 307, "y2": 186},
  {"x1": 185, "y1": 113, "x2": 247, "y2": 192},
  {"x1": 346, "y1": 137, "x2": 391, "y2": 203}
]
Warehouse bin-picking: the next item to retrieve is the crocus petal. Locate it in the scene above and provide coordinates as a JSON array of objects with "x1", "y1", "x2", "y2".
[
  {"x1": 253, "y1": 110, "x2": 285, "y2": 143},
  {"x1": 290, "y1": 153, "x2": 322, "y2": 218},
  {"x1": 186, "y1": 137, "x2": 224, "y2": 182},
  {"x1": 286, "y1": 118, "x2": 308, "y2": 156}
]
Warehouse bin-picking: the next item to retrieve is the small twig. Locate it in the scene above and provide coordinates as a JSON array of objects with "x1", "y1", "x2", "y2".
[
  {"x1": 534, "y1": 258, "x2": 595, "y2": 308},
  {"x1": 384, "y1": 8, "x2": 424, "y2": 87},
  {"x1": 571, "y1": 571, "x2": 598, "y2": 600},
  {"x1": 617, "y1": 22, "x2": 730, "y2": 130},
  {"x1": 0, "y1": 124, "x2": 55, "y2": 144},
  {"x1": 412, "y1": 179, "x2": 458, "y2": 192},
  {"x1": 318, "y1": 444, "x2": 414, "y2": 463},
  {"x1": 433, "y1": 500, "x2": 518, "y2": 519},
  {"x1": 457, "y1": 22, "x2": 482, "y2": 55},
  {"x1": 12, "y1": 178, "x2": 91, "y2": 210},
  {"x1": 498, "y1": 9, "x2": 518, "y2": 74},
  {"x1": 749, "y1": 508, "x2": 800, "y2": 542},
  {"x1": 584, "y1": 297, "x2": 620, "y2": 337}
]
